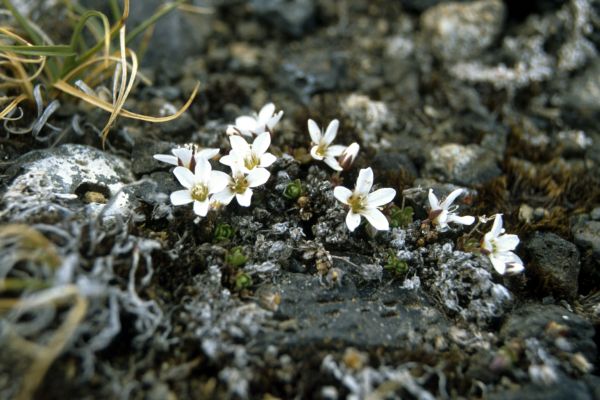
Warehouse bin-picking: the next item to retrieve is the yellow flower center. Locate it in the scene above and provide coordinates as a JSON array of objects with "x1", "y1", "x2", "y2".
[
  {"x1": 231, "y1": 176, "x2": 249, "y2": 194},
  {"x1": 244, "y1": 153, "x2": 260, "y2": 170},
  {"x1": 190, "y1": 183, "x2": 209, "y2": 202},
  {"x1": 348, "y1": 193, "x2": 366, "y2": 213},
  {"x1": 315, "y1": 143, "x2": 327, "y2": 157}
]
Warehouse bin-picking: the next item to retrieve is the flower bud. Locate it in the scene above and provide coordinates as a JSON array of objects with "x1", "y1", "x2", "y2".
[{"x1": 338, "y1": 142, "x2": 360, "y2": 170}]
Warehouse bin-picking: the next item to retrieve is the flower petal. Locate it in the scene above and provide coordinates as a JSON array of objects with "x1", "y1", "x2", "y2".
[
  {"x1": 173, "y1": 166, "x2": 195, "y2": 189},
  {"x1": 170, "y1": 189, "x2": 193, "y2": 205},
  {"x1": 219, "y1": 153, "x2": 239, "y2": 167},
  {"x1": 172, "y1": 148, "x2": 193, "y2": 167},
  {"x1": 208, "y1": 170, "x2": 230, "y2": 193},
  {"x1": 496, "y1": 234, "x2": 520, "y2": 252},
  {"x1": 267, "y1": 110, "x2": 283, "y2": 129},
  {"x1": 196, "y1": 148, "x2": 220, "y2": 160},
  {"x1": 194, "y1": 158, "x2": 212, "y2": 184},
  {"x1": 259, "y1": 152, "x2": 277, "y2": 168},
  {"x1": 346, "y1": 211, "x2": 362, "y2": 232},
  {"x1": 440, "y1": 188, "x2": 464, "y2": 209},
  {"x1": 490, "y1": 214, "x2": 504, "y2": 238},
  {"x1": 323, "y1": 156, "x2": 343, "y2": 171},
  {"x1": 323, "y1": 119, "x2": 339, "y2": 144},
  {"x1": 428, "y1": 189, "x2": 440, "y2": 210},
  {"x1": 327, "y1": 144, "x2": 346, "y2": 157},
  {"x1": 236, "y1": 190, "x2": 253, "y2": 207},
  {"x1": 355, "y1": 167, "x2": 374, "y2": 195},
  {"x1": 257, "y1": 103, "x2": 275, "y2": 125},
  {"x1": 253, "y1": 132, "x2": 271, "y2": 156},
  {"x1": 308, "y1": 119, "x2": 321, "y2": 144},
  {"x1": 362, "y1": 208, "x2": 389, "y2": 231},
  {"x1": 246, "y1": 168, "x2": 270, "y2": 187},
  {"x1": 310, "y1": 145, "x2": 324, "y2": 161},
  {"x1": 333, "y1": 186, "x2": 352, "y2": 204},
  {"x1": 229, "y1": 134, "x2": 251, "y2": 155},
  {"x1": 489, "y1": 254, "x2": 506, "y2": 275},
  {"x1": 367, "y1": 188, "x2": 396, "y2": 207},
  {"x1": 235, "y1": 115, "x2": 258, "y2": 133},
  {"x1": 212, "y1": 188, "x2": 235, "y2": 205},
  {"x1": 153, "y1": 154, "x2": 178, "y2": 166},
  {"x1": 447, "y1": 214, "x2": 475, "y2": 226},
  {"x1": 193, "y1": 200, "x2": 210, "y2": 217}
]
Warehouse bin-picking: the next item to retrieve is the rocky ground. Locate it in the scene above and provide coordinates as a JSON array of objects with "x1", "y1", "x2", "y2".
[{"x1": 1, "y1": 0, "x2": 600, "y2": 399}]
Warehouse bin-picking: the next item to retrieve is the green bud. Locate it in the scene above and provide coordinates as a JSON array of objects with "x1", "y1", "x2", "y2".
[
  {"x1": 235, "y1": 272, "x2": 253, "y2": 291},
  {"x1": 214, "y1": 223, "x2": 235, "y2": 242},
  {"x1": 283, "y1": 179, "x2": 303, "y2": 200},
  {"x1": 389, "y1": 206, "x2": 414, "y2": 228},
  {"x1": 384, "y1": 251, "x2": 408, "y2": 277},
  {"x1": 226, "y1": 246, "x2": 247, "y2": 267}
]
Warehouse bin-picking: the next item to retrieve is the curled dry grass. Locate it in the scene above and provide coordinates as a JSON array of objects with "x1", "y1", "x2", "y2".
[{"x1": 0, "y1": 0, "x2": 204, "y2": 143}]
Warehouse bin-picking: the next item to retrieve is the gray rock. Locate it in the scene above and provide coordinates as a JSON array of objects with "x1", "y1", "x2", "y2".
[
  {"x1": 572, "y1": 219, "x2": 600, "y2": 290},
  {"x1": 420, "y1": 0, "x2": 506, "y2": 62},
  {"x1": 573, "y1": 220, "x2": 600, "y2": 256},
  {"x1": 565, "y1": 60, "x2": 600, "y2": 113},
  {"x1": 488, "y1": 377, "x2": 594, "y2": 400},
  {"x1": 81, "y1": 0, "x2": 212, "y2": 68},
  {"x1": 2, "y1": 144, "x2": 134, "y2": 222},
  {"x1": 250, "y1": 0, "x2": 315, "y2": 38},
  {"x1": 400, "y1": 0, "x2": 467, "y2": 13},
  {"x1": 278, "y1": 47, "x2": 348, "y2": 103},
  {"x1": 258, "y1": 272, "x2": 447, "y2": 350},
  {"x1": 590, "y1": 207, "x2": 600, "y2": 221},
  {"x1": 424, "y1": 143, "x2": 502, "y2": 186},
  {"x1": 525, "y1": 233, "x2": 580, "y2": 299},
  {"x1": 372, "y1": 151, "x2": 418, "y2": 180},
  {"x1": 131, "y1": 139, "x2": 178, "y2": 176},
  {"x1": 424, "y1": 244, "x2": 512, "y2": 325},
  {"x1": 501, "y1": 304, "x2": 597, "y2": 358}
]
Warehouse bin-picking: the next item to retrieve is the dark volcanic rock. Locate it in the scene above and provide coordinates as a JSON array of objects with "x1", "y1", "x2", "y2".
[
  {"x1": 424, "y1": 143, "x2": 502, "y2": 186},
  {"x1": 525, "y1": 232, "x2": 580, "y2": 299},
  {"x1": 488, "y1": 376, "x2": 595, "y2": 400},
  {"x1": 501, "y1": 304, "x2": 596, "y2": 358},
  {"x1": 420, "y1": 0, "x2": 506, "y2": 62},
  {"x1": 278, "y1": 47, "x2": 348, "y2": 102},
  {"x1": 572, "y1": 219, "x2": 600, "y2": 290},
  {"x1": 250, "y1": 0, "x2": 316, "y2": 38},
  {"x1": 372, "y1": 151, "x2": 418, "y2": 179},
  {"x1": 259, "y1": 272, "x2": 447, "y2": 350}
]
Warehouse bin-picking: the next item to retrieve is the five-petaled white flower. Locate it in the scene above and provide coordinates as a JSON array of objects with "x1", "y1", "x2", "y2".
[
  {"x1": 427, "y1": 188, "x2": 475, "y2": 231},
  {"x1": 334, "y1": 167, "x2": 396, "y2": 232},
  {"x1": 213, "y1": 165, "x2": 270, "y2": 207},
  {"x1": 226, "y1": 103, "x2": 284, "y2": 137},
  {"x1": 170, "y1": 159, "x2": 230, "y2": 217},
  {"x1": 154, "y1": 147, "x2": 220, "y2": 170},
  {"x1": 481, "y1": 214, "x2": 524, "y2": 275},
  {"x1": 308, "y1": 119, "x2": 347, "y2": 171},
  {"x1": 220, "y1": 132, "x2": 277, "y2": 175}
]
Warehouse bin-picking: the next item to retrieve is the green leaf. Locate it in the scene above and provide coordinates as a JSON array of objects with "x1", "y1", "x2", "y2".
[
  {"x1": 1, "y1": 0, "x2": 44, "y2": 45},
  {"x1": 0, "y1": 44, "x2": 76, "y2": 57}
]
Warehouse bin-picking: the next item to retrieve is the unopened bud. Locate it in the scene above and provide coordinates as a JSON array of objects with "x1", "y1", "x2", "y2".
[{"x1": 339, "y1": 142, "x2": 360, "y2": 170}]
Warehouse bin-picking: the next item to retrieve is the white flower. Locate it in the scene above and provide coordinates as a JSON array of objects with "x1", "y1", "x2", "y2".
[
  {"x1": 333, "y1": 167, "x2": 396, "y2": 232},
  {"x1": 226, "y1": 103, "x2": 283, "y2": 137},
  {"x1": 481, "y1": 214, "x2": 524, "y2": 275},
  {"x1": 220, "y1": 131, "x2": 277, "y2": 174},
  {"x1": 154, "y1": 146, "x2": 220, "y2": 170},
  {"x1": 170, "y1": 159, "x2": 229, "y2": 217},
  {"x1": 308, "y1": 119, "x2": 347, "y2": 171},
  {"x1": 212, "y1": 166, "x2": 270, "y2": 207},
  {"x1": 338, "y1": 142, "x2": 360, "y2": 170},
  {"x1": 427, "y1": 188, "x2": 475, "y2": 230}
]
